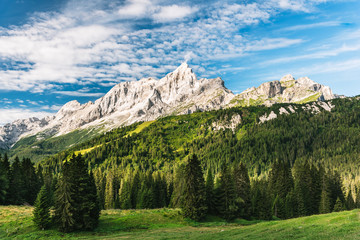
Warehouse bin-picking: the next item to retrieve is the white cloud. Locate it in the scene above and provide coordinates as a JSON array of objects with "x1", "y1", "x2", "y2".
[
  {"x1": 0, "y1": 108, "x2": 52, "y2": 126},
  {"x1": 299, "y1": 58, "x2": 360, "y2": 74},
  {"x1": 53, "y1": 91, "x2": 105, "y2": 97},
  {"x1": 281, "y1": 21, "x2": 342, "y2": 31},
  {"x1": 265, "y1": 44, "x2": 360, "y2": 65},
  {"x1": 246, "y1": 38, "x2": 303, "y2": 51},
  {"x1": 276, "y1": 0, "x2": 310, "y2": 12},
  {"x1": 153, "y1": 5, "x2": 198, "y2": 22},
  {"x1": 118, "y1": 0, "x2": 152, "y2": 18}
]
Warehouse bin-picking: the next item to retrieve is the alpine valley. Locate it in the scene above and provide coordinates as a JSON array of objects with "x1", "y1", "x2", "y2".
[{"x1": 2, "y1": 63, "x2": 360, "y2": 239}]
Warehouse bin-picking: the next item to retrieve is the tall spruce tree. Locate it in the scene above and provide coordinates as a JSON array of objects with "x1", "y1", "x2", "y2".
[
  {"x1": 355, "y1": 185, "x2": 360, "y2": 208},
  {"x1": 104, "y1": 170, "x2": 115, "y2": 209},
  {"x1": 215, "y1": 164, "x2": 238, "y2": 221},
  {"x1": 319, "y1": 174, "x2": 332, "y2": 214},
  {"x1": 333, "y1": 197, "x2": 344, "y2": 212},
  {"x1": 345, "y1": 189, "x2": 355, "y2": 210},
  {"x1": 130, "y1": 171, "x2": 140, "y2": 208},
  {"x1": 8, "y1": 156, "x2": 25, "y2": 205},
  {"x1": 33, "y1": 185, "x2": 51, "y2": 230},
  {"x1": 251, "y1": 179, "x2": 272, "y2": 220},
  {"x1": 0, "y1": 155, "x2": 9, "y2": 204},
  {"x1": 54, "y1": 154, "x2": 100, "y2": 232},
  {"x1": 55, "y1": 161, "x2": 76, "y2": 232},
  {"x1": 268, "y1": 160, "x2": 293, "y2": 219},
  {"x1": 21, "y1": 158, "x2": 41, "y2": 205},
  {"x1": 181, "y1": 154, "x2": 207, "y2": 221},
  {"x1": 233, "y1": 162, "x2": 251, "y2": 219},
  {"x1": 119, "y1": 178, "x2": 132, "y2": 209},
  {"x1": 205, "y1": 168, "x2": 215, "y2": 214},
  {"x1": 293, "y1": 160, "x2": 312, "y2": 216}
]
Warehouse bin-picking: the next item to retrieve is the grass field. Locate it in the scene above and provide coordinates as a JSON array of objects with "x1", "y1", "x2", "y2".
[{"x1": 1, "y1": 206, "x2": 360, "y2": 240}]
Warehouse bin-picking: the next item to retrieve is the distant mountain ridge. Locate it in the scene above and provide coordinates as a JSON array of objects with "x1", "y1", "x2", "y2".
[{"x1": 0, "y1": 63, "x2": 339, "y2": 149}]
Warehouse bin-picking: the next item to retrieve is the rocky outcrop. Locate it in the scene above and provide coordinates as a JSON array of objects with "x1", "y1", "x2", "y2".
[
  {"x1": 0, "y1": 116, "x2": 54, "y2": 149},
  {"x1": 211, "y1": 114, "x2": 242, "y2": 132},
  {"x1": 229, "y1": 74, "x2": 337, "y2": 107}
]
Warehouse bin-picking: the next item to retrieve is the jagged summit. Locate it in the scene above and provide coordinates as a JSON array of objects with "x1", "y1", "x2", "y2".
[{"x1": 0, "y1": 64, "x2": 339, "y2": 149}]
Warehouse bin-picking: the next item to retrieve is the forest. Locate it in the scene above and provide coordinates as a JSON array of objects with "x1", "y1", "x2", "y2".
[{"x1": 1, "y1": 97, "x2": 360, "y2": 231}]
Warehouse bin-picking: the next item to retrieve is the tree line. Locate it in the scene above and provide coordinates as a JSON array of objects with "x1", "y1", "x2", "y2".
[{"x1": 1, "y1": 151, "x2": 359, "y2": 231}]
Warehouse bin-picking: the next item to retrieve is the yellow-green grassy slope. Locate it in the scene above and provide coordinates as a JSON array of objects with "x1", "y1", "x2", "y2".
[{"x1": 1, "y1": 206, "x2": 360, "y2": 240}]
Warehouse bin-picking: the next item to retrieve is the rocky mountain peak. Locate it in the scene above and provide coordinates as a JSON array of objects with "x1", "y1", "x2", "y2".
[
  {"x1": 280, "y1": 74, "x2": 295, "y2": 82},
  {"x1": 160, "y1": 62, "x2": 197, "y2": 87}
]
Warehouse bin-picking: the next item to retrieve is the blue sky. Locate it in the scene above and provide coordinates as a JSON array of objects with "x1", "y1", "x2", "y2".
[{"x1": 0, "y1": 0, "x2": 359, "y2": 125}]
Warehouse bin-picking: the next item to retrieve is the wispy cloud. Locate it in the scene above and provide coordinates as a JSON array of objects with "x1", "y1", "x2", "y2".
[
  {"x1": 265, "y1": 43, "x2": 360, "y2": 64},
  {"x1": 53, "y1": 91, "x2": 105, "y2": 97},
  {"x1": 281, "y1": 21, "x2": 342, "y2": 31},
  {"x1": 0, "y1": 108, "x2": 52, "y2": 126}
]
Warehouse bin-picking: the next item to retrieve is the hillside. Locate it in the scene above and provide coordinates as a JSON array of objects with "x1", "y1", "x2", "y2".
[
  {"x1": 1, "y1": 206, "x2": 359, "y2": 239},
  {"x1": 41, "y1": 97, "x2": 360, "y2": 180}
]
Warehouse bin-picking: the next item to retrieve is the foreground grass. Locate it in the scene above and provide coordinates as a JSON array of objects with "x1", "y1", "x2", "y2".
[{"x1": 1, "y1": 206, "x2": 360, "y2": 239}]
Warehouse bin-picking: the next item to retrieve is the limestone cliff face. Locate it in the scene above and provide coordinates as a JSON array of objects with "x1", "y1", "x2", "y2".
[{"x1": 229, "y1": 74, "x2": 337, "y2": 107}]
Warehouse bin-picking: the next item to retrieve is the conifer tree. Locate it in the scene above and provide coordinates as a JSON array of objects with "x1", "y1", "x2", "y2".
[
  {"x1": 205, "y1": 168, "x2": 215, "y2": 214},
  {"x1": 130, "y1": 171, "x2": 140, "y2": 208},
  {"x1": 55, "y1": 161, "x2": 75, "y2": 232},
  {"x1": 93, "y1": 168, "x2": 106, "y2": 209},
  {"x1": 329, "y1": 171, "x2": 344, "y2": 209},
  {"x1": 268, "y1": 160, "x2": 293, "y2": 219},
  {"x1": 355, "y1": 185, "x2": 360, "y2": 208},
  {"x1": 309, "y1": 165, "x2": 322, "y2": 215},
  {"x1": 81, "y1": 171, "x2": 100, "y2": 230},
  {"x1": 8, "y1": 156, "x2": 25, "y2": 205},
  {"x1": 251, "y1": 179, "x2": 272, "y2": 220},
  {"x1": 54, "y1": 154, "x2": 100, "y2": 232},
  {"x1": 0, "y1": 170, "x2": 7, "y2": 204},
  {"x1": 0, "y1": 155, "x2": 9, "y2": 204},
  {"x1": 233, "y1": 162, "x2": 251, "y2": 219},
  {"x1": 319, "y1": 175, "x2": 332, "y2": 214},
  {"x1": 293, "y1": 160, "x2": 312, "y2": 216},
  {"x1": 21, "y1": 158, "x2": 41, "y2": 205},
  {"x1": 104, "y1": 171, "x2": 115, "y2": 209},
  {"x1": 119, "y1": 178, "x2": 132, "y2": 209},
  {"x1": 345, "y1": 189, "x2": 355, "y2": 210},
  {"x1": 170, "y1": 164, "x2": 186, "y2": 208},
  {"x1": 33, "y1": 185, "x2": 51, "y2": 230},
  {"x1": 284, "y1": 190, "x2": 296, "y2": 219},
  {"x1": 215, "y1": 164, "x2": 238, "y2": 221},
  {"x1": 333, "y1": 197, "x2": 344, "y2": 212},
  {"x1": 181, "y1": 154, "x2": 207, "y2": 221},
  {"x1": 152, "y1": 172, "x2": 167, "y2": 208},
  {"x1": 137, "y1": 172, "x2": 154, "y2": 209}
]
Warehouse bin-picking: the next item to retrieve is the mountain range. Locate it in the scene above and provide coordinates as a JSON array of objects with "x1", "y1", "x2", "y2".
[{"x1": 0, "y1": 63, "x2": 339, "y2": 150}]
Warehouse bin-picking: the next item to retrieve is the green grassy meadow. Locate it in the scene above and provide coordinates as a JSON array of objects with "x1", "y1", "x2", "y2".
[{"x1": 1, "y1": 206, "x2": 360, "y2": 240}]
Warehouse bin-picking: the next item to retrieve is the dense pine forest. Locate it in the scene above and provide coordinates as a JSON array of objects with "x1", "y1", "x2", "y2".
[{"x1": 1, "y1": 97, "x2": 360, "y2": 231}]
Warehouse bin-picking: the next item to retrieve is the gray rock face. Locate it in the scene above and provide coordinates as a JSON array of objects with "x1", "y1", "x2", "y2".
[
  {"x1": 229, "y1": 74, "x2": 337, "y2": 107},
  {"x1": 0, "y1": 116, "x2": 54, "y2": 149}
]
